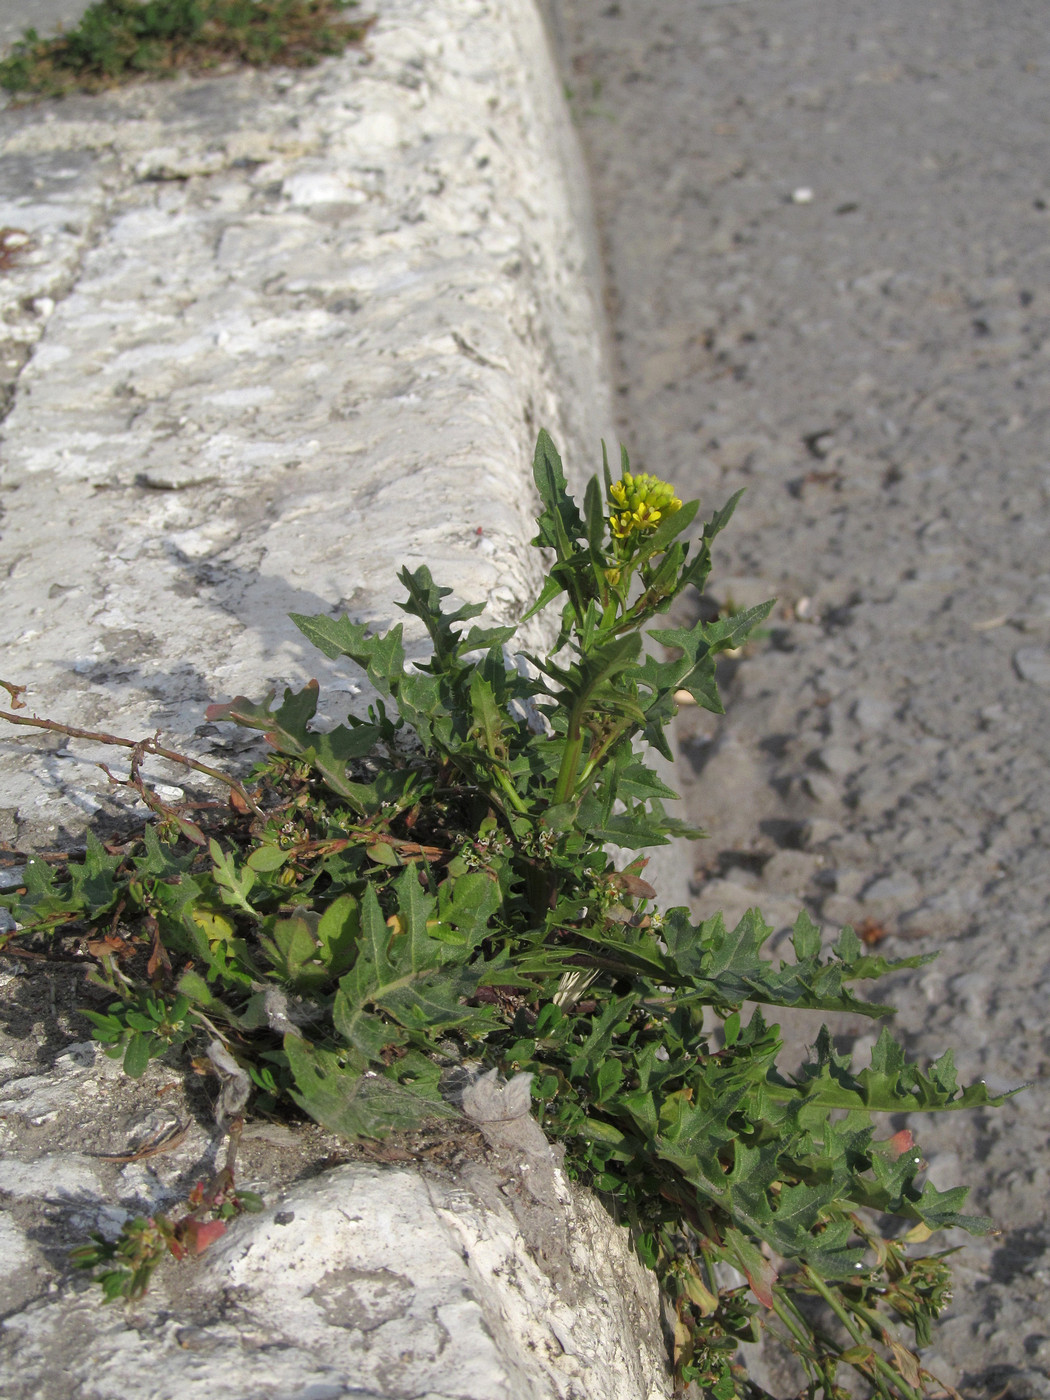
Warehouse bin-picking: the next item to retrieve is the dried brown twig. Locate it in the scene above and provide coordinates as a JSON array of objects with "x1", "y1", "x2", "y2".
[
  {"x1": 0, "y1": 684, "x2": 264, "y2": 819},
  {"x1": 94, "y1": 1121, "x2": 190, "y2": 1164}
]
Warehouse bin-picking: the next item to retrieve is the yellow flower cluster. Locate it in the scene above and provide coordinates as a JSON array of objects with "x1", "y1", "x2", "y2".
[{"x1": 608, "y1": 471, "x2": 682, "y2": 542}]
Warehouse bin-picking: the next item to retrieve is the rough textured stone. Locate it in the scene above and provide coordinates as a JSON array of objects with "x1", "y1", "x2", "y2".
[
  {"x1": 0, "y1": 0, "x2": 614, "y2": 853},
  {"x1": 1, "y1": 1162, "x2": 671, "y2": 1400}
]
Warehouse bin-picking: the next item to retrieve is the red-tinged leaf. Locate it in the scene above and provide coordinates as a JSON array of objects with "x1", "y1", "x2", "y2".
[
  {"x1": 146, "y1": 917, "x2": 171, "y2": 979},
  {"x1": 179, "y1": 1218, "x2": 227, "y2": 1255},
  {"x1": 229, "y1": 787, "x2": 250, "y2": 814},
  {"x1": 885, "y1": 1128, "x2": 915, "y2": 1159},
  {"x1": 165, "y1": 1235, "x2": 187, "y2": 1260},
  {"x1": 744, "y1": 1255, "x2": 777, "y2": 1308},
  {"x1": 723, "y1": 1226, "x2": 778, "y2": 1308},
  {"x1": 172, "y1": 814, "x2": 207, "y2": 847}
]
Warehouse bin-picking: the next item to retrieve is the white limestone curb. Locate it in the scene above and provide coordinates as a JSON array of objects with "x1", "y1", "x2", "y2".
[
  {"x1": 0, "y1": 0, "x2": 601, "y2": 831},
  {"x1": 2, "y1": 1162, "x2": 673, "y2": 1400},
  {"x1": 0, "y1": 0, "x2": 691, "y2": 898},
  {"x1": 0, "y1": 6, "x2": 694, "y2": 1395}
]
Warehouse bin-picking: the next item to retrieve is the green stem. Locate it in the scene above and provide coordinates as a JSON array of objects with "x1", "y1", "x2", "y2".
[
  {"x1": 770, "y1": 1292, "x2": 841, "y2": 1395},
  {"x1": 770, "y1": 1292, "x2": 816, "y2": 1355},
  {"x1": 576, "y1": 721, "x2": 634, "y2": 792},
  {"x1": 553, "y1": 708, "x2": 586, "y2": 806},
  {"x1": 803, "y1": 1267, "x2": 924, "y2": 1400},
  {"x1": 492, "y1": 767, "x2": 529, "y2": 815}
]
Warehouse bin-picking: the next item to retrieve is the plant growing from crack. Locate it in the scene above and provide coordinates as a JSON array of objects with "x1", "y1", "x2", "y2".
[{"x1": 1, "y1": 432, "x2": 1015, "y2": 1400}]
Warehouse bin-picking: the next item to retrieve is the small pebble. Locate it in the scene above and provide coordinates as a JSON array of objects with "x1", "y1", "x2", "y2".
[
  {"x1": 802, "y1": 773, "x2": 838, "y2": 804},
  {"x1": 851, "y1": 696, "x2": 895, "y2": 731},
  {"x1": 861, "y1": 872, "x2": 921, "y2": 906},
  {"x1": 791, "y1": 186, "x2": 814, "y2": 204},
  {"x1": 1013, "y1": 646, "x2": 1050, "y2": 686},
  {"x1": 811, "y1": 745, "x2": 855, "y2": 776}
]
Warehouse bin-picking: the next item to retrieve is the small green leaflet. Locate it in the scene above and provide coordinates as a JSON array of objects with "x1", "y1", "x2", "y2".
[
  {"x1": 209, "y1": 839, "x2": 257, "y2": 916},
  {"x1": 531, "y1": 427, "x2": 585, "y2": 558}
]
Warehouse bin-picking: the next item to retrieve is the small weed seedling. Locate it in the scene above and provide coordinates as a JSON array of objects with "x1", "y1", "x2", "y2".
[
  {"x1": 1, "y1": 433, "x2": 1015, "y2": 1400},
  {"x1": 70, "y1": 1118, "x2": 263, "y2": 1300}
]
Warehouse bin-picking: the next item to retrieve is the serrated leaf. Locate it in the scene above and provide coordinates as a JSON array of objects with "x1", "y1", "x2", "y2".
[
  {"x1": 205, "y1": 682, "x2": 318, "y2": 755},
  {"x1": 284, "y1": 1035, "x2": 454, "y2": 1141},
  {"x1": 469, "y1": 671, "x2": 507, "y2": 763},
  {"x1": 209, "y1": 839, "x2": 256, "y2": 916},
  {"x1": 333, "y1": 874, "x2": 495, "y2": 1055},
  {"x1": 307, "y1": 724, "x2": 383, "y2": 804},
  {"x1": 659, "y1": 906, "x2": 929, "y2": 1019},
  {"x1": 791, "y1": 911, "x2": 822, "y2": 962},
  {"x1": 290, "y1": 613, "x2": 407, "y2": 696},
  {"x1": 396, "y1": 564, "x2": 486, "y2": 670},
  {"x1": 834, "y1": 924, "x2": 861, "y2": 963},
  {"x1": 458, "y1": 623, "x2": 518, "y2": 654},
  {"x1": 786, "y1": 1025, "x2": 1020, "y2": 1117},
  {"x1": 614, "y1": 761, "x2": 679, "y2": 803},
  {"x1": 532, "y1": 428, "x2": 585, "y2": 558},
  {"x1": 722, "y1": 1227, "x2": 777, "y2": 1307},
  {"x1": 435, "y1": 872, "x2": 501, "y2": 949}
]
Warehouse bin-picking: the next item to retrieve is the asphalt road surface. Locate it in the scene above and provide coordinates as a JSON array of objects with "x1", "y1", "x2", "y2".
[
  {"x1": 548, "y1": 0, "x2": 1050, "y2": 1394},
  {"x1": 0, "y1": 2, "x2": 87, "y2": 52}
]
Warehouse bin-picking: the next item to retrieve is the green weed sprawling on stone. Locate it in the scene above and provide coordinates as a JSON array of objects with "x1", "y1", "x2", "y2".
[
  {"x1": 1, "y1": 432, "x2": 1015, "y2": 1400},
  {"x1": 0, "y1": 0, "x2": 371, "y2": 99}
]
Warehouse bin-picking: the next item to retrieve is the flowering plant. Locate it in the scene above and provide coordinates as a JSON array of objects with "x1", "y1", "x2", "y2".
[{"x1": 1, "y1": 432, "x2": 1011, "y2": 1399}]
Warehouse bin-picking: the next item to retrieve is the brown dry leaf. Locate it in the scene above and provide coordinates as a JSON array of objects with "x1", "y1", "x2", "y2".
[
  {"x1": 85, "y1": 933, "x2": 135, "y2": 960},
  {"x1": 146, "y1": 916, "x2": 172, "y2": 978},
  {"x1": 610, "y1": 871, "x2": 658, "y2": 900}
]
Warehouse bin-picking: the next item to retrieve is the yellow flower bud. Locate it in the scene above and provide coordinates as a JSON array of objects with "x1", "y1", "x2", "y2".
[{"x1": 606, "y1": 468, "x2": 684, "y2": 543}]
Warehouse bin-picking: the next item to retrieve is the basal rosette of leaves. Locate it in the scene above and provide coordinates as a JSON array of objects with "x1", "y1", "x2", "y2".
[{"x1": 0, "y1": 431, "x2": 1016, "y2": 1400}]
